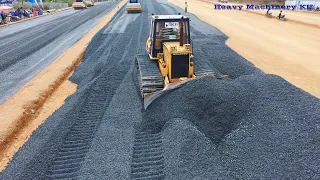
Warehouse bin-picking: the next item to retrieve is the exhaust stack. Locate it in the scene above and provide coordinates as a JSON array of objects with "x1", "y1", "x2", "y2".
[{"x1": 179, "y1": 17, "x2": 184, "y2": 46}]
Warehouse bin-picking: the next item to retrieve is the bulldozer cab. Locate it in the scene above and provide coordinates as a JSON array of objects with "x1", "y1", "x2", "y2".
[{"x1": 149, "y1": 15, "x2": 190, "y2": 58}]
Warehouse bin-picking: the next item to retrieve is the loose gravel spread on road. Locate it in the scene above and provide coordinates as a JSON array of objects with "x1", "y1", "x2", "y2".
[{"x1": 0, "y1": 0, "x2": 319, "y2": 179}]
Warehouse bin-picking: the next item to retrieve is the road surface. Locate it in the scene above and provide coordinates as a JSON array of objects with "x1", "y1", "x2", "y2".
[{"x1": 0, "y1": 2, "x2": 118, "y2": 104}]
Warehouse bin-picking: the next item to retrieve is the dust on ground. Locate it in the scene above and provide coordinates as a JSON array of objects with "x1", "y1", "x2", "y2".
[{"x1": 170, "y1": 0, "x2": 320, "y2": 98}]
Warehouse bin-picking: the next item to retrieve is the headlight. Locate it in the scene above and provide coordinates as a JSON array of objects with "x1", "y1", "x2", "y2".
[{"x1": 184, "y1": 44, "x2": 191, "y2": 50}]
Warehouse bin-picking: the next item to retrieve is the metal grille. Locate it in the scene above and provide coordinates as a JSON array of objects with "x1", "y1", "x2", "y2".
[{"x1": 171, "y1": 53, "x2": 189, "y2": 79}]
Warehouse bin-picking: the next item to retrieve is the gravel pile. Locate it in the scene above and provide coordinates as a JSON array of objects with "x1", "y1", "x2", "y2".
[
  {"x1": 144, "y1": 74, "x2": 320, "y2": 179},
  {"x1": 162, "y1": 118, "x2": 222, "y2": 179}
]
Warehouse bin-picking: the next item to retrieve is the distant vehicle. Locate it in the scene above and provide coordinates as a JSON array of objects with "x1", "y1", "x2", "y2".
[
  {"x1": 84, "y1": 0, "x2": 94, "y2": 7},
  {"x1": 72, "y1": 0, "x2": 87, "y2": 9},
  {"x1": 218, "y1": 0, "x2": 228, "y2": 3},
  {"x1": 126, "y1": 0, "x2": 141, "y2": 13}
]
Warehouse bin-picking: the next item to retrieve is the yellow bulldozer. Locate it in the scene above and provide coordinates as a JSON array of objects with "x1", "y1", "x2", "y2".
[{"x1": 136, "y1": 14, "x2": 217, "y2": 109}]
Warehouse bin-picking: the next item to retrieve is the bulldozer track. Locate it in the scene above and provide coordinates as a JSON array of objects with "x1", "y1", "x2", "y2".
[
  {"x1": 136, "y1": 54, "x2": 164, "y2": 99},
  {"x1": 193, "y1": 57, "x2": 216, "y2": 77},
  {"x1": 131, "y1": 130, "x2": 165, "y2": 180}
]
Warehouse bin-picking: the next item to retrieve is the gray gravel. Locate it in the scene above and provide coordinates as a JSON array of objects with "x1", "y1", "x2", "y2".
[
  {"x1": 146, "y1": 74, "x2": 320, "y2": 179},
  {"x1": 0, "y1": 2, "x2": 118, "y2": 104},
  {"x1": 1, "y1": 0, "x2": 319, "y2": 179}
]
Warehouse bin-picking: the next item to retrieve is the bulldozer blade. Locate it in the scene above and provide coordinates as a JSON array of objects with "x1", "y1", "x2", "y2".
[
  {"x1": 142, "y1": 74, "x2": 225, "y2": 109},
  {"x1": 143, "y1": 80, "x2": 191, "y2": 110}
]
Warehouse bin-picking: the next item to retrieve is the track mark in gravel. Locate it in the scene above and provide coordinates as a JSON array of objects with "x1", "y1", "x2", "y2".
[
  {"x1": 131, "y1": 130, "x2": 165, "y2": 180},
  {"x1": 45, "y1": 70, "x2": 124, "y2": 179},
  {"x1": 45, "y1": 9, "x2": 140, "y2": 177},
  {"x1": 45, "y1": 33, "x2": 135, "y2": 177}
]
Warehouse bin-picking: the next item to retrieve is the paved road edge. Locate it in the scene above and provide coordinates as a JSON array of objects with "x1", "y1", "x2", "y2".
[
  {"x1": 0, "y1": 0, "x2": 126, "y2": 171},
  {"x1": 0, "y1": 7, "x2": 73, "y2": 28}
]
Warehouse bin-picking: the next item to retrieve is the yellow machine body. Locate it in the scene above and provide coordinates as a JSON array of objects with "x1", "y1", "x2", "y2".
[
  {"x1": 72, "y1": 0, "x2": 87, "y2": 9},
  {"x1": 84, "y1": 0, "x2": 94, "y2": 6},
  {"x1": 136, "y1": 15, "x2": 217, "y2": 109},
  {"x1": 126, "y1": 0, "x2": 141, "y2": 13},
  {"x1": 126, "y1": 7, "x2": 141, "y2": 12},
  {"x1": 146, "y1": 40, "x2": 195, "y2": 86}
]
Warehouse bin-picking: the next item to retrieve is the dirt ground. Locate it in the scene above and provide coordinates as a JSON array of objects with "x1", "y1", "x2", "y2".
[
  {"x1": 0, "y1": 79, "x2": 76, "y2": 171},
  {"x1": 0, "y1": 0, "x2": 126, "y2": 171},
  {"x1": 211, "y1": 0, "x2": 320, "y2": 27},
  {"x1": 170, "y1": 0, "x2": 320, "y2": 98}
]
